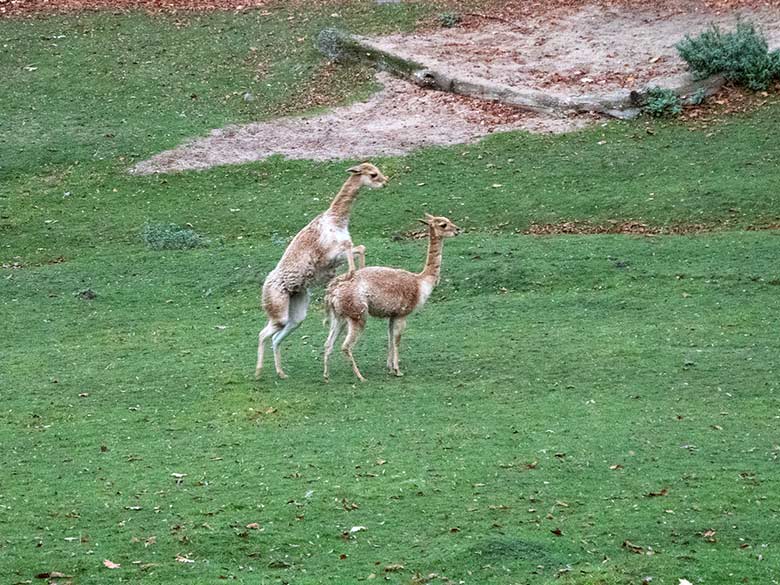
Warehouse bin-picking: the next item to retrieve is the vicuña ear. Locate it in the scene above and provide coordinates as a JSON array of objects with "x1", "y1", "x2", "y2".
[
  {"x1": 346, "y1": 165, "x2": 362, "y2": 174},
  {"x1": 417, "y1": 218, "x2": 429, "y2": 225},
  {"x1": 424, "y1": 213, "x2": 435, "y2": 220}
]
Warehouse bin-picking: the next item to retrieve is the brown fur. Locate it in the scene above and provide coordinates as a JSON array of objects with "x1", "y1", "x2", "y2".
[
  {"x1": 262, "y1": 217, "x2": 339, "y2": 313},
  {"x1": 328, "y1": 267, "x2": 421, "y2": 321},
  {"x1": 256, "y1": 163, "x2": 388, "y2": 379},
  {"x1": 323, "y1": 214, "x2": 460, "y2": 382}
]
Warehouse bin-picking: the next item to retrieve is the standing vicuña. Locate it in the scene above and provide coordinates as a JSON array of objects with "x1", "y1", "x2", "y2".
[
  {"x1": 256, "y1": 163, "x2": 388, "y2": 379},
  {"x1": 323, "y1": 214, "x2": 461, "y2": 382}
]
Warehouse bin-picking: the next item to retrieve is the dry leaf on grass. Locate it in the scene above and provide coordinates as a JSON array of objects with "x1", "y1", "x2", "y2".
[
  {"x1": 385, "y1": 563, "x2": 405, "y2": 572},
  {"x1": 103, "y1": 559, "x2": 120, "y2": 569},
  {"x1": 342, "y1": 498, "x2": 360, "y2": 511},
  {"x1": 645, "y1": 488, "x2": 668, "y2": 497},
  {"x1": 341, "y1": 525, "x2": 367, "y2": 540},
  {"x1": 622, "y1": 540, "x2": 644, "y2": 554}
]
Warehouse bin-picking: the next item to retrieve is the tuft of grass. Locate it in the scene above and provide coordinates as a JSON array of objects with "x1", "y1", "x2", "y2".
[
  {"x1": 316, "y1": 27, "x2": 350, "y2": 61},
  {"x1": 642, "y1": 87, "x2": 683, "y2": 117},
  {"x1": 689, "y1": 87, "x2": 708, "y2": 105},
  {"x1": 141, "y1": 221, "x2": 209, "y2": 250},
  {"x1": 677, "y1": 20, "x2": 780, "y2": 90},
  {"x1": 437, "y1": 11, "x2": 462, "y2": 28}
]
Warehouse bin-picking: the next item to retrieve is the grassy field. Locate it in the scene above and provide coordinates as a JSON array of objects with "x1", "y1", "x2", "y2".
[{"x1": 2, "y1": 5, "x2": 780, "y2": 585}]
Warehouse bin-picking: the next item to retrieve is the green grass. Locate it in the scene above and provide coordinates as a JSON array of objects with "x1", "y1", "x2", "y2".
[{"x1": 2, "y1": 6, "x2": 780, "y2": 585}]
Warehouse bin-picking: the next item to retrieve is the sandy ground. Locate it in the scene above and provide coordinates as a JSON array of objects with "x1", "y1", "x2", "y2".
[
  {"x1": 131, "y1": 73, "x2": 594, "y2": 174},
  {"x1": 132, "y1": 2, "x2": 780, "y2": 174},
  {"x1": 369, "y1": 4, "x2": 780, "y2": 98}
]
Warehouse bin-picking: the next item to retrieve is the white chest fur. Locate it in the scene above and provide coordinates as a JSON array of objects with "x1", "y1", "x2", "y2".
[
  {"x1": 318, "y1": 216, "x2": 352, "y2": 258},
  {"x1": 418, "y1": 279, "x2": 434, "y2": 307}
]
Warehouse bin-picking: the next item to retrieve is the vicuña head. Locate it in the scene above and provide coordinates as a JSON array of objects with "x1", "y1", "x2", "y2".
[
  {"x1": 419, "y1": 213, "x2": 461, "y2": 238},
  {"x1": 346, "y1": 162, "x2": 389, "y2": 190}
]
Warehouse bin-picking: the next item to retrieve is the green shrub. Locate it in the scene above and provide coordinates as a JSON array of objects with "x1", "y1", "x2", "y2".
[
  {"x1": 437, "y1": 12, "x2": 461, "y2": 28},
  {"x1": 316, "y1": 28, "x2": 349, "y2": 62},
  {"x1": 689, "y1": 87, "x2": 708, "y2": 105},
  {"x1": 142, "y1": 222, "x2": 208, "y2": 250},
  {"x1": 643, "y1": 87, "x2": 683, "y2": 117},
  {"x1": 676, "y1": 21, "x2": 780, "y2": 90}
]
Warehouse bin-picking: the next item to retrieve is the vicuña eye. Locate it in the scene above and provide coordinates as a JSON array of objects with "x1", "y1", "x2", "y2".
[{"x1": 370, "y1": 173, "x2": 378, "y2": 178}]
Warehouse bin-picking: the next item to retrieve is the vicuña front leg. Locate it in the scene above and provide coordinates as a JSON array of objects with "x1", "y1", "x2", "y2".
[
  {"x1": 352, "y1": 244, "x2": 366, "y2": 269},
  {"x1": 386, "y1": 317, "x2": 396, "y2": 372},
  {"x1": 341, "y1": 242, "x2": 366, "y2": 273},
  {"x1": 390, "y1": 316, "x2": 407, "y2": 377}
]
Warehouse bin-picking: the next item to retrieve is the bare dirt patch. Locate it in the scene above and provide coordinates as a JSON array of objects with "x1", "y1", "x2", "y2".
[
  {"x1": 127, "y1": 1, "x2": 780, "y2": 174},
  {"x1": 524, "y1": 221, "x2": 710, "y2": 236},
  {"x1": 0, "y1": 0, "x2": 272, "y2": 17},
  {"x1": 680, "y1": 80, "x2": 780, "y2": 126},
  {"x1": 430, "y1": 0, "x2": 780, "y2": 27},
  {"x1": 367, "y1": 3, "x2": 780, "y2": 100},
  {"x1": 5, "y1": 0, "x2": 778, "y2": 18},
  {"x1": 131, "y1": 72, "x2": 594, "y2": 174},
  {"x1": 524, "y1": 220, "x2": 780, "y2": 235}
]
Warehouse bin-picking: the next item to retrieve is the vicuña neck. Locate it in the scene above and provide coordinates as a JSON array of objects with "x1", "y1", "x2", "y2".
[
  {"x1": 326, "y1": 175, "x2": 362, "y2": 223},
  {"x1": 421, "y1": 227, "x2": 444, "y2": 283}
]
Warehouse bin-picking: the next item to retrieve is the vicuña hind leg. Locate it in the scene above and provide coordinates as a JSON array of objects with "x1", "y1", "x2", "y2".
[
  {"x1": 342, "y1": 318, "x2": 366, "y2": 382},
  {"x1": 323, "y1": 315, "x2": 345, "y2": 382},
  {"x1": 256, "y1": 287, "x2": 289, "y2": 379},
  {"x1": 390, "y1": 316, "x2": 407, "y2": 377},
  {"x1": 256, "y1": 320, "x2": 284, "y2": 378},
  {"x1": 271, "y1": 290, "x2": 310, "y2": 379}
]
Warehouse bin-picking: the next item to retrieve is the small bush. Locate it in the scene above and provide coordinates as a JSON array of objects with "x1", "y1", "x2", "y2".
[
  {"x1": 437, "y1": 12, "x2": 461, "y2": 28},
  {"x1": 316, "y1": 28, "x2": 349, "y2": 62},
  {"x1": 676, "y1": 21, "x2": 780, "y2": 91},
  {"x1": 75, "y1": 288, "x2": 97, "y2": 301},
  {"x1": 643, "y1": 87, "x2": 683, "y2": 118},
  {"x1": 689, "y1": 87, "x2": 708, "y2": 106},
  {"x1": 142, "y1": 222, "x2": 208, "y2": 250}
]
